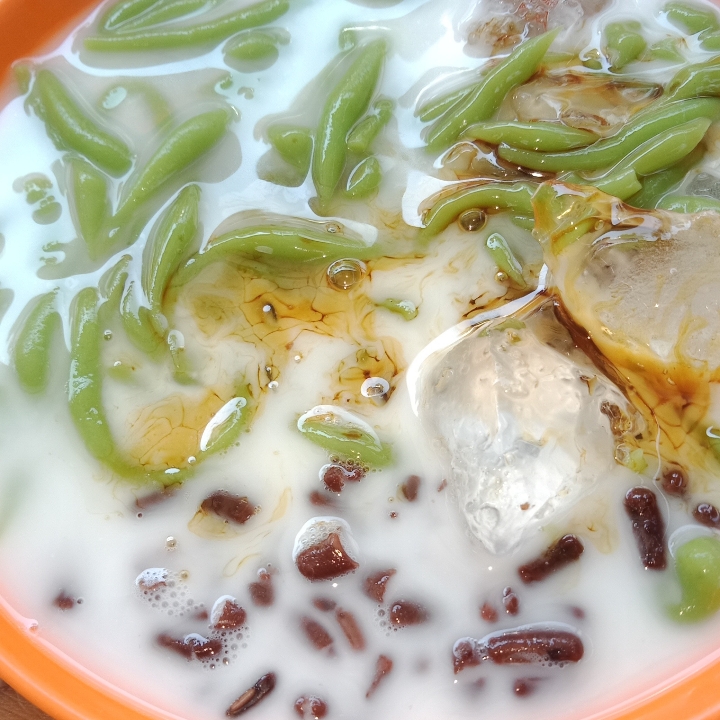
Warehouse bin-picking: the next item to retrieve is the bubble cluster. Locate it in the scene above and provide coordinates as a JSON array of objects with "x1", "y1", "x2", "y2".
[
  {"x1": 373, "y1": 606, "x2": 395, "y2": 637},
  {"x1": 135, "y1": 568, "x2": 199, "y2": 617}
]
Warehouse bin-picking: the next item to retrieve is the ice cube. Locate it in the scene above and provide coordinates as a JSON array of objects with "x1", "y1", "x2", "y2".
[
  {"x1": 686, "y1": 171, "x2": 720, "y2": 201},
  {"x1": 535, "y1": 181, "x2": 720, "y2": 460},
  {"x1": 410, "y1": 295, "x2": 637, "y2": 554},
  {"x1": 461, "y1": 0, "x2": 604, "y2": 53}
]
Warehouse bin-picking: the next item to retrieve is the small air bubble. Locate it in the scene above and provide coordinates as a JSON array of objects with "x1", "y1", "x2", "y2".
[
  {"x1": 495, "y1": 271, "x2": 508, "y2": 283},
  {"x1": 268, "y1": 380, "x2": 279, "y2": 390},
  {"x1": 103, "y1": 330, "x2": 113, "y2": 341},
  {"x1": 327, "y1": 258, "x2": 366, "y2": 290},
  {"x1": 223, "y1": 657, "x2": 230, "y2": 665},
  {"x1": 188, "y1": 456, "x2": 196, "y2": 464},
  {"x1": 325, "y1": 222, "x2": 342, "y2": 234},
  {"x1": 294, "y1": 354, "x2": 302, "y2": 363},
  {"x1": 458, "y1": 209, "x2": 486, "y2": 232},
  {"x1": 361, "y1": 377, "x2": 389, "y2": 398},
  {"x1": 165, "y1": 536, "x2": 177, "y2": 550}
]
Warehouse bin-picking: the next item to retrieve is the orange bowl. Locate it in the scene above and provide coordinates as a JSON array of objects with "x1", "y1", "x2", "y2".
[{"x1": 2, "y1": 2, "x2": 720, "y2": 719}]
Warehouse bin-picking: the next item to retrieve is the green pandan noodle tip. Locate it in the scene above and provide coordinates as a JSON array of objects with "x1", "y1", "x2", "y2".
[
  {"x1": 670, "y1": 535, "x2": 720, "y2": 622},
  {"x1": 297, "y1": 405, "x2": 393, "y2": 467}
]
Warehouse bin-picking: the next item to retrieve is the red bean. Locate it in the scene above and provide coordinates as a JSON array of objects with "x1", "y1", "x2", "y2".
[
  {"x1": 213, "y1": 599, "x2": 246, "y2": 630},
  {"x1": 363, "y1": 569, "x2": 396, "y2": 603},
  {"x1": 335, "y1": 608, "x2": 366, "y2": 650},
  {"x1": 295, "y1": 533, "x2": 359, "y2": 581},
  {"x1": 294, "y1": 695, "x2": 328, "y2": 719},
  {"x1": 624, "y1": 487, "x2": 666, "y2": 570},
  {"x1": 452, "y1": 627, "x2": 584, "y2": 673},
  {"x1": 321, "y1": 462, "x2": 366, "y2": 493},
  {"x1": 249, "y1": 570, "x2": 274, "y2": 607},
  {"x1": 660, "y1": 466, "x2": 688, "y2": 497},
  {"x1": 226, "y1": 673, "x2": 276, "y2": 717},
  {"x1": 312, "y1": 597, "x2": 336, "y2": 612},
  {"x1": 157, "y1": 633, "x2": 194, "y2": 660},
  {"x1": 135, "y1": 484, "x2": 179, "y2": 510},
  {"x1": 366, "y1": 655, "x2": 393, "y2": 698},
  {"x1": 157, "y1": 633, "x2": 222, "y2": 661},
  {"x1": 193, "y1": 636, "x2": 224, "y2": 661},
  {"x1": 401, "y1": 475, "x2": 421, "y2": 501},
  {"x1": 518, "y1": 534, "x2": 584, "y2": 584},
  {"x1": 480, "y1": 602, "x2": 498, "y2": 623},
  {"x1": 53, "y1": 592, "x2": 76, "y2": 610},
  {"x1": 389, "y1": 600, "x2": 429, "y2": 627},
  {"x1": 301, "y1": 617, "x2": 333, "y2": 651},
  {"x1": 513, "y1": 677, "x2": 541, "y2": 697},
  {"x1": 322, "y1": 465, "x2": 346, "y2": 493},
  {"x1": 309, "y1": 491, "x2": 336, "y2": 507},
  {"x1": 693, "y1": 502, "x2": 720, "y2": 528},
  {"x1": 502, "y1": 587, "x2": 520, "y2": 615},
  {"x1": 201, "y1": 491, "x2": 257, "y2": 524}
]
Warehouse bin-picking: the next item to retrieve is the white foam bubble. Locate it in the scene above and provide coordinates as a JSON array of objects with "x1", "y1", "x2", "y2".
[{"x1": 292, "y1": 516, "x2": 360, "y2": 563}]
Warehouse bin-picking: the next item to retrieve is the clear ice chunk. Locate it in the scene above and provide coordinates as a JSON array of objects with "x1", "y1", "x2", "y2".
[
  {"x1": 410, "y1": 290, "x2": 638, "y2": 555},
  {"x1": 460, "y1": 0, "x2": 606, "y2": 52}
]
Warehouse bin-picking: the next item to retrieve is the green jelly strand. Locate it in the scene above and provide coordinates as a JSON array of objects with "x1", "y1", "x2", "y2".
[
  {"x1": 297, "y1": 407, "x2": 393, "y2": 467},
  {"x1": 85, "y1": 0, "x2": 290, "y2": 52},
  {"x1": 379, "y1": 298, "x2": 418, "y2": 321},
  {"x1": 224, "y1": 29, "x2": 283, "y2": 62},
  {"x1": 67, "y1": 158, "x2": 111, "y2": 261},
  {"x1": 198, "y1": 385, "x2": 256, "y2": 457},
  {"x1": 498, "y1": 98, "x2": 720, "y2": 172},
  {"x1": 485, "y1": 232, "x2": 527, "y2": 289},
  {"x1": 657, "y1": 195, "x2": 720, "y2": 213},
  {"x1": 115, "y1": 108, "x2": 230, "y2": 223},
  {"x1": 670, "y1": 536, "x2": 720, "y2": 622},
  {"x1": 665, "y1": 58, "x2": 720, "y2": 102},
  {"x1": 345, "y1": 156, "x2": 382, "y2": 199},
  {"x1": 626, "y1": 145, "x2": 704, "y2": 209},
  {"x1": 142, "y1": 184, "x2": 200, "y2": 318},
  {"x1": 13, "y1": 290, "x2": 60, "y2": 394},
  {"x1": 267, "y1": 125, "x2": 313, "y2": 174},
  {"x1": 99, "y1": 0, "x2": 160, "y2": 31},
  {"x1": 172, "y1": 222, "x2": 380, "y2": 287},
  {"x1": 604, "y1": 21, "x2": 646, "y2": 71},
  {"x1": 416, "y1": 86, "x2": 473, "y2": 123},
  {"x1": 463, "y1": 120, "x2": 597, "y2": 152},
  {"x1": 425, "y1": 28, "x2": 558, "y2": 151},
  {"x1": 346, "y1": 98, "x2": 394, "y2": 154},
  {"x1": 117, "y1": 0, "x2": 219, "y2": 32},
  {"x1": 664, "y1": 1, "x2": 720, "y2": 34},
  {"x1": 312, "y1": 39, "x2": 387, "y2": 211},
  {"x1": 30, "y1": 70, "x2": 133, "y2": 177},
  {"x1": 120, "y1": 281, "x2": 165, "y2": 356},
  {"x1": 420, "y1": 182, "x2": 536, "y2": 239},
  {"x1": 68, "y1": 287, "x2": 188, "y2": 484}
]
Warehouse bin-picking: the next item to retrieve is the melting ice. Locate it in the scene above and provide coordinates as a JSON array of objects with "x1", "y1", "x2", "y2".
[{"x1": 411, "y1": 293, "x2": 639, "y2": 554}]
